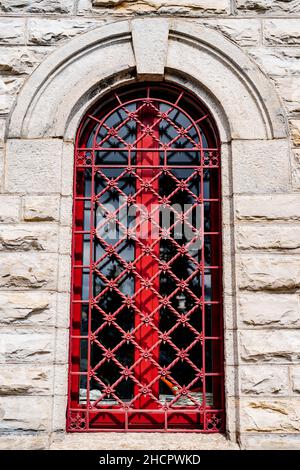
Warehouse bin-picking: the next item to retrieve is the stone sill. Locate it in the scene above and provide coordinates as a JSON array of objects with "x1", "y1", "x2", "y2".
[{"x1": 50, "y1": 432, "x2": 239, "y2": 450}]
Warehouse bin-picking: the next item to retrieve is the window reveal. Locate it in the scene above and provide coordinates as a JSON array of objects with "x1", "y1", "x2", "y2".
[{"x1": 67, "y1": 83, "x2": 224, "y2": 432}]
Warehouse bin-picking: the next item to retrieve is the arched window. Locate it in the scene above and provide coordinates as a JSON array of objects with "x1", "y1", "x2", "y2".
[{"x1": 67, "y1": 83, "x2": 224, "y2": 432}]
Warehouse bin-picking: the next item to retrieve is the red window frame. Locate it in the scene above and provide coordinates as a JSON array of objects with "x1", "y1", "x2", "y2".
[{"x1": 67, "y1": 83, "x2": 224, "y2": 432}]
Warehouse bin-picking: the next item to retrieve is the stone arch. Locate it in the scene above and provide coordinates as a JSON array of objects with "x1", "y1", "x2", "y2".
[{"x1": 7, "y1": 18, "x2": 287, "y2": 142}]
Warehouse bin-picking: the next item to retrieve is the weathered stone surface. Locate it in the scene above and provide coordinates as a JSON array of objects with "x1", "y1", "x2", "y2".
[
  {"x1": 27, "y1": 18, "x2": 101, "y2": 46},
  {"x1": 23, "y1": 195, "x2": 60, "y2": 222},
  {"x1": 240, "y1": 366, "x2": 289, "y2": 395},
  {"x1": 291, "y1": 149, "x2": 300, "y2": 191},
  {"x1": 232, "y1": 140, "x2": 290, "y2": 194},
  {"x1": 291, "y1": 367, "x2": 300, "y2": 394},
  {"x1": 0, "y1": 47, "x2": 51, "y2": 75},
  {"x1": 0, "y1": 196, "x2": 20, "y2": 223},
  {"x1": 0, "y1": 331, "x2": 54, "y2": 363},
  {"x1": 0, "y1": 291, "x2": 55, "y2": 326},
  {"x1": 274, "y1": 76, "x2": 300, "y2": 115},
  {"x1": 290, "y1": 120, "x2": 300, "y2": 147},
  {"x1": 236, "y1": 0, "x2": 300, "y2": 14},
  {"x1": 239, "y1": 293, "x2": 300, "y2": 328},
  {"x1": 248, "y1": 47, "x2": 300, "y2": 78},
  {"x1": 200, "y1": 19, "x2": 261, "y2": 46},
  {"x1": 0, "y1": 434, "x2": 49, "y2": 450},
  {"x1": 0, "y1": 365, "x2": 53, "y2": 395},
  {"x1": 0, "y1": 0, "x2": 74, "y2": 13},
  {"x1": 0, "y1": 225, "x2": 58, "y2": 252},
  {"x1": 60, "y1": 197, "x2": 73, "y2": 226},
  {"x1": 240, "y1": 330, "x2": 300, "y2": 363},
  {"x1": 0, "y1": 253, "x2": 57, "y2": 289},
  {"x1": 264, "y1": 20, "x2": 300, "y2": 46},
  {"x1": 239, "y1": 433, "x2": 300, "y2": 450},
  {"x1": 239, "y1": 255, "x2": 300, "y2": 291},
  {"x1": 59, "y1": 226, "x2": 72, "y2": 254},
  {"x1": 5, "y1": 139, "x2": 62, "y2": 194},
  {"x1": 0, "y1": 18, "x2": 25, "y2": 45},
  {"x1": 241, "y1": 398, "x2": 300, "y2": 433},
  {"x1": 0, "y1": 118, "x2": 5, "y2": 147},
  {"x1": 0, "y1": 396, "x2": 51, "y2": 432},
  {"x1": 92, "y1": 0, "x2": 229, "y2": 14},
  {"x1": 0, "y1": 75, "x2": 24, "y2": 114},
  {"x1": 0, "y1": 149, "x2": 3, "y2": 192},
  {"x1": 132, "y1": 18, "x2": 169, "y2": 80},
  {"x1": 236, "y1": 225, "x2": 300, "y2": 251},
  {"x1": 235, "y1": 194, "x2": 300, "y2": 221}
]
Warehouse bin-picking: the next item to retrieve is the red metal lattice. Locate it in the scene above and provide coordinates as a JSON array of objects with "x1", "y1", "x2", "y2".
[{"x1": 67, "y1": 83, "x2": 224, "y2": 432}]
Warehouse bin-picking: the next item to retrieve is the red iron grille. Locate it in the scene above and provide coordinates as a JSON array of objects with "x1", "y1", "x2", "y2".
[{"x1": 67, "y1": 83, "x2": 224, "y2": 432}]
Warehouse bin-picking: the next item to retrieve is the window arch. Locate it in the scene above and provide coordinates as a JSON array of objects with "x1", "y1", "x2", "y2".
[{"x1": 67, "y1": 83, "x2": 224, "y2": 432}]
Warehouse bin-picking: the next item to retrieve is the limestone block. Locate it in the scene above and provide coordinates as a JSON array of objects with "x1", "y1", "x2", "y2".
[
  {"x1": 239, "y1": 255, "x2": 300, "y2": 291},
  {"x1": 58, "y1": 254, "x2": 71, "y2": 292},
  {"x1": 0, "y1": 365, "x2": 53, "y2": 395},
  {"x1": 238, "y1": 293, "x2": 300, "y2": 328},
  {"x1": 274, "y1": 76, "x2": 300, "y2": 115},
  {"x1": 0, "y1": 75, "x2": 24, "y2": 114},
  {"x1": 240, "y1": 366, "x2": 289, "y2": 395},
  {"x1": 23, "y1": 195, "x2": 60, "y2": 222},
  {"x1": 239, "y1": 433, "x2": 300, "y2": 450},
  {"x1": 236, "y1": 0, "x2": 300, "y2": 14},
  {"x1": 232, "y1": 140, "x2": 290, "y2": 194},
  {"x1": 199, "y1": 19, "x2": 261, "y2": 46},
  {"x1": 132, "y1": 18, "x2": 169, "y2": 80},
  {"x1": 290, "y1": 120, "x2": 300, "y2": 147},
  {"x1": 0, "y1": 291, "x2": 56, "y2": 326},
  {"x1": 235, "y1": 194, "x2": 300, "y2": 221},
  {"x1": 0, "y1": 252, "x2": 57, "y2": 289},
  {"x1": 248, "y1": 47, "x2": 300, "y2": 78},
  {"x1": 0, "y1": 224, "x2": 58, "y2": 252},
  {"x1": 0, "y1": 196, "x2": 20, "y2": 223},
  {"x1": 92, "y1": 0, "x2": 229, "y2": 14},
  {"x1": 5, "y1": 139, "x2": 62, "y2": 194},
  {"x1": 291, "y1": 367, "x2": 300, "y2": 394},
  {"x1": 0, "y1": 148, "x2": 3, "y2": 192},
  {"x1": 0, "y1": 0, "x2": 74, "y2": 13},
  {"x1": 0, "y1": 434, "x2": 49, "y2": 450},
  {"x1": 0, "y1": 18, "x2": 25, "y2": 45},
  {"x1": 291, "y1": 149, "x2": 300, "y2": 190},
  {"x1": 60, "y1": 197, "x2": 73, "y2": 226},
  {"x1": 240, "y1": 398, "x2": 300, "y2": 433},
  {"x1": 56, "y1": 292, "x2": 70, "y2": 328},
  {"x1": 264, "y1": 20, "x2": 300, "y2": 46},
  {"x1": 0, "y1": 118, "x2": 5, "y2": 147},
  {"x1": 59, "y1": 226, "x2": 72, "y2": 254},
  {"x1": 240, "y1": 330, "x2": 300, "y2": 363},
  {"x1": 61, "y1": 142, "x2": 74, "y2": 197},
  {"x1": 0, "y1": 331, "x2": 54, "y2": 363},
  {"x1": 0, "y1": 46, "x2": 52, "y2": 75},
  {"x1": 28, "y1": 18, "x2": 101, "y2": 46},
  {"x1": 54, "y1": 329, "x2": 69, "y2": 365},
  {"x1": 0, "y1": 396, "x2": 51, "y2": 432},
  {"x1": 236, "y1": 225, "x2": 300, "y2": 251}
]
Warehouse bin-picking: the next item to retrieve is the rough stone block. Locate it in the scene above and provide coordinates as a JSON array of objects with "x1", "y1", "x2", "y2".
[
  {"x1": 239, "y1": 433, "x2": 300, "y2": 450},
  {"x1": 0, "y1": 434, "x2": 49, "y2": 450},
  {"x1": 0, "y1": 196, "x2": 20, "y2": 223},
  {"x1": 291, "y1": 149, "x2": 300, "y2": 190},
  {"x1": 248, "y1": 47, "x2": 300, "y2": 78},
  {"x1": 240, "y1": 398, "x2": 300, "y2": 433},
  {"x1": 291, "y1": 367, "x2": 300, "y2": 394},
  {"x1": 240, "y1": 365, "x2": 289, "y2": 395},
  {"x1": 238, "y1": 293, "x2": 300, "y2": 328},
  {"x1": 0, "y1": 291, "x2": 56, "y2": 326},
  {"x1": 0, "y1": 365, "x2": 53, "y2": 395},
  {"x1": 0, "y1": 46, "x2": 51, "y2": 75},
  {"x1": 0, "y1": 252, "x2": 57, "y2": 289},
  {"x1": 240, "y1": 330, "x2": 300, "y2": 363},
  {"x1": 264, "y1": 19, "x2": 300, "y2": 46},
  {"x1": 0, "y1": 0, "x2": 74, "y2": 14},
  {"x1": 0, "y1": 18, "x2": 25, "y2": 45},
  {"x1": 290, "y1": 120, "x2": 300, "y2": 146},
  {"x1": 274, "y1": 76, "x2": 300, "y2": 115},
  {"x1": 236, "y1": 225, "x2": 300, "y2": 251},
  {"x1": 0, "y1": 396, "x2": 51, "y2": 432},
  {"x1": 0, "y1": 331, "x2": 54, "y2": 363},
  {"x1": 235, "y1": 194, "x2": 300, "y2": 221},
  {"x1": 23, "y1": 195, "x2": 60, "y2": 222},
  {"x1": 199, "y1": 19, "x2": 261, "y2": 46},
  {"x1": 27, "y1": 18, "x2": 101, "y2": 46},
  {"x1": 59, "y1": 226, "x2": 72, "y2": 254},
  {"x1": 0, "y1": 224, "x2": 58, "y2": 252},
  {"x1": 232, "y1": 140, "x2": 290, "y2": 194},
  {"x1": 92, "y1": 0, "x2": 229, "y2": 14},
  {"x1": 5, "y1": 139, "x2": 62, "y2": 194},
  {"x1": 236, "y1": 0, "x2": 300, "y2": 14},
  {"x1": 239, "y1": 255, "x2": 300, "y2": 291}
]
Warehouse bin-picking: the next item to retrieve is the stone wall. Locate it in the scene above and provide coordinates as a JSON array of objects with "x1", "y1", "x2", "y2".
[{"x1": 0, "y1": 0, "x2": 300, "y2": 450}]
